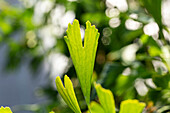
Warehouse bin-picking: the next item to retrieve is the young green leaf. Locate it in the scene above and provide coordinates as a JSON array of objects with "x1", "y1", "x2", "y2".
[
  {"x1": 55, "y1": 75, "x2": 81, "y2": 113},
  {"x1": 94, "y1": 83, "x2": 116, "y2": 113},
  {"x1": 93, "y1": 83, "x2": 145, "y2": 113},
  {"x1": 119, "y1": 100, "x2": 146, "y2": 113},
  {"x1": 64, "y1": 19, "x2": 100, "y2": 105},
  {"x1": 87, "y1": 101, "x2": 105, "y2": 113},
  {"x1": 0, "y1": 106, "x2": 13, "y2": 113}
]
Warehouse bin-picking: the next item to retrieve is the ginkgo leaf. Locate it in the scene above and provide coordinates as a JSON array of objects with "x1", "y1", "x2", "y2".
[
  {"x1": 94, "y1": 83, "x2": 145, "y2": 113},
  {"x1": 64, "y1": 19, "x2": 100, "y2": 105},
  {"x1": 94, "y1": 83, "x2": 116, "y2": 113},
  {"x1": 87, "y1": 101, "x2": 105, "y2": 113},
  {"x1": 55, "y1": 75, "x2": 81, "y2": 113},
  {"x1": 0, "y1": 106, "x2": 13, "y2": 113},
  {"x1": 119, "y1": 100, "x2": 146, "y2": 113}
]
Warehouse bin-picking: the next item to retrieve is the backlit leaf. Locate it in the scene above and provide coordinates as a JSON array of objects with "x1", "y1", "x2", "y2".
[
  {"x1": 55, "y1": 75, "x2": 81, "y2": 113},
  {"x1": 119, "y1": 100, "x2": 146, "y2": 113},
  {"x1": 94, "y1": 83, "x2": 116, "y2": 113},
  {"x1": 0, "y1": 106, "x2": 13, "y2": 113},
  {"x1": 87, "y1": 101, "x2": 105, "y2": 113},
  {"x1": 64, "y1": 19, "x2": 100, "y2": 105}
]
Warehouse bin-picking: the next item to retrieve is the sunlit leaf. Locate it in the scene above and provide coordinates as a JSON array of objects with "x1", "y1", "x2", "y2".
[
  {"x1": 119, "y1": 100, "x2": 146, "y2": 113},
  {"x1": 0, "y1": 106, "x2": 13, "y2": 113},
  {"x1": 64, "y1": 19, "x2": 100, "y2": 105},
  {"x1": 87, "y1": 101, "x2": 105, "y2": 113},
  {"x1": 55, "y1": 75, "x2": 81, "y2": 113},
  {"x1": 94, "y1": 83, "x2": 116, "y2": 113},
  {"x1": 93, "y1": 83, "x2": 145, "y2": 113}
]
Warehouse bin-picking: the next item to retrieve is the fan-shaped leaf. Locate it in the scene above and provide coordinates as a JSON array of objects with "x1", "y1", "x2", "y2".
[
  {"x1": 55, "y1": 75, "x2": 81, "y2": 113},
  {"x1": 94, "y1": 83, "x2": 116, "y2": 113},
  {"x1": 0, "y1": 106, "x2": 12, "y2": 113},
  {"x1": 64, "y1": 19, "x2": 100, "y2": 105},
  {"x1": 119, "y1": 100, "x2": 146, "y2": 113}
]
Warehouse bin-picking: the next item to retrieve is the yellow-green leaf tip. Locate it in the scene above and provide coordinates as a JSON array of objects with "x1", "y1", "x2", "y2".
[
  {"x1": 87, "y1": 101, "x2": 105, "y2": 113},
  {"x1": 119, "y1": 99, "x2": 146, "y2": 113},
  {"x1": 0, "y1": 106, "x2": 13, "y2": 113},
  {"x1": 121, "y1": 99, "x2": 146, "y2": 106},
  {"x1": 94, "y1": 83, "x2": 112, "y2": 95},
  {"x1": 64, "y1": 19, "x2": 100, "y2": 105},
  {"x1": 86, "y1": 21, "x2": 91, "y2": 28},
  {"x1": 55, "y1": 75, "x2": 81, "y2": 113},
  {"x1": 94, "y1": 83, "x2": 116, "y2": 113}
]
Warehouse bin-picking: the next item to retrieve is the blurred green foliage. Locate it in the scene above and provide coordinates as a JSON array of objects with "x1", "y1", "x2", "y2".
[{"x1": 0, "y1": 0, "x2": 170, "y2": 113}]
